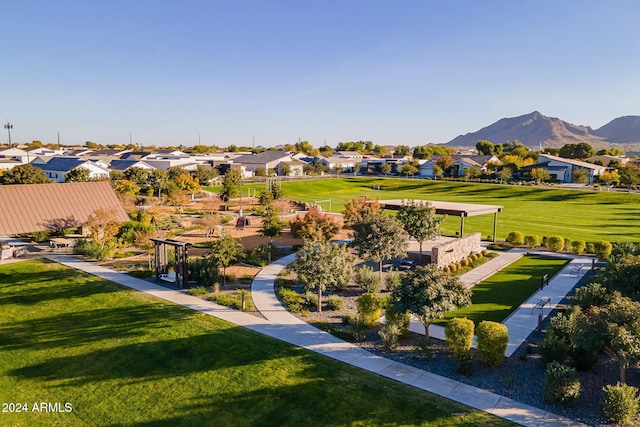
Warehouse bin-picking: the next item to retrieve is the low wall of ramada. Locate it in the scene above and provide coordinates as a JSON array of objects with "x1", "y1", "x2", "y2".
[{"x1": 432, "y1": 233, "x2": 482, "y2": 268}]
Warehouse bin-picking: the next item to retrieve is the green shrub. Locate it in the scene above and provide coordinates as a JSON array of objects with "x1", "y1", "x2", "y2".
[
  {"x1": 341, "y1": 312, "x2": 357, "y2": 326},
  {"x1": 355, "y1": 266, "x2": 381, "y2": 293},
  {"x1": 548, "y1": 311, "x2": 575, "y2": 341},
  {"x1": 546, "y1": 236, "x2": 565, "y2": 252},
  {"x1": 506, "y1": 231, "x2": 524, "y2": 247},
  {"x1": 542, "y1": 236, "x2": 549, "y2": 248},
  {"x1": 585, "y1": 242, "x2": 595, "y2": 254},
  {"x1": 544, "y1": 361, "x2": 580, "y2": 405},
  {"x1": 572, "y1": 282, "x2": 612, "y2": 309},
  {"x1": 357, "y1": 293, "x2": 383, "y2": 328},
  {"x1": 602, "y1": 382, "x2": 640, "y2": 425},
  {"x1": 384, "y1": 268, "x2": 401, "y2": 292},
  {"x1": 240, "y1": 274, "x2": 254, "y2": 284},
  {"x1": 414, "y1": 336, "x2": 433, "y2": 360},
  {"x1": 220, "y1": 215, "x2": 233, "y2": 224},
  {"x1": 460, "y1": 258, "x2": 469, "y2": 267},
  {"x1": 326, "y1": 294, "x2": 344, "y2": 311},
  {"x1": 189, "y1": 257, "x2": 219, "y2": 287},
  {"x1": 481, "y1": 249, "x2": 490, "y2": 256},
  {"x1": 445, "y1": 317, "x2": 475, "y2": 356},
  {"x1": 304, "y1": 291, "x2": 318, "y2": 309},
  {"x1": 524, "y1": 234, "x2": 540, "y2": 248},
  {"x1": 278, "y1": 288, "x2": 305, "y2": 313},
  {"x1": 594, "y1": 240, "x2": 613, "y2": 259},
  {"x1": 379, "y1": 322, "x2": 401, "y2": 351},
  {"x1": 449, "y1": 263, "x2": 458, "y2": 272},
  {"x1": 539, "y1": 330, "x2": 569, "y2": 366},
  {"x1": 476, "y1": 321, "x2": 508, "y2": 368},
  {"x1": 563, "y1": 237, "x2": 572, "y2": 252},
  {"x1": 73, "y1": 239, "x2": 116, "y2": 261},
  {"x1": 209, "y1": 290, "x2": 254, "y2": 311},
  {"x1": 188, "y1": 286, "x2": 209, "y2": 296},
  {"x1": 455, "y1": 262, "x2": 462, "y2": 270},
  {"x1": 570, "y1": 240, "x2": 586, "y2": 255},
  {"x1": 384, "y1": 303, "x2": 410, "y2": 337}
]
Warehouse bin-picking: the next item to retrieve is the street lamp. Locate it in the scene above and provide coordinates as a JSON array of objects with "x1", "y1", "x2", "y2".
[{"x1": 4, "y1": 122, "x2": 13, "y2": 147}]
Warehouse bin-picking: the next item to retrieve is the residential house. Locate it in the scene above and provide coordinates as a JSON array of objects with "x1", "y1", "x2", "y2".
[
  {"x1": 522, "y1": 154, "x2": 607, "y2": 183},
  {"x1": 34, "y1": 157, "x2": 110, "y2": 182},
  {"x1": 108, "y1": 159, "x2": 156, "y2": 172},
  {"x1": 231, "y1": 151, "x2": 296, "y2": 176},
  {"x1": 419, "y1": 155, "x2": 501, "y2": 178}
]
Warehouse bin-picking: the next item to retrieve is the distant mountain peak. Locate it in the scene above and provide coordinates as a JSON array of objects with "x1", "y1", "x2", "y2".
[{"x1": 444, "y1": 112, "x2": 640, "y2": 149}]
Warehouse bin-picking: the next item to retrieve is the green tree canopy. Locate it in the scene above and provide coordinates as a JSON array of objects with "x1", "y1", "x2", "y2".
[
  {"x1": 208, "y1": 231, "x2": 244, "y2": 285},
  {"x1": 220, "y1": 169, "x2": 242, "y2": 201},
  {"x1": 396, "y1": 200, "x2": 444, "y2": 263},
  {"x1": 0, "y1": 164, "x2": 49, "y2": 184},
  {"x1": 392, "y1": 264, "x2": 471, "y2": 336},
  {"x1": 65, "y1": 167, "x2": 91, "y2": 182},
  {"x1": 123, "y1": 167, "x2": 149, "y2": 185}
]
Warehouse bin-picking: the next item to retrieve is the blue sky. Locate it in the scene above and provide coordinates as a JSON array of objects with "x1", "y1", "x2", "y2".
[{"x1": 1, "y1": 0, "x2": 639, "y2": 148}]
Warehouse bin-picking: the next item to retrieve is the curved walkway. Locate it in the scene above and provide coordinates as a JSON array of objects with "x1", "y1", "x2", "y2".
[
  {"x1": 36, "y1": 253, "x2": 587, "y2": 427},
  {"x1": 250, "y1": 252, "x2": 587, "y2": 427}
]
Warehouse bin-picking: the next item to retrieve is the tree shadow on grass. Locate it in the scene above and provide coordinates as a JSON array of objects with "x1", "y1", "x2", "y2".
[
  {"x1": 7, "y1": 327, "x2": 306, "y2": 388},
  {"x1": 0, "y1": 278, "x2": 123, "y2": 306},
  {"x1": 0, "y1": 304, "x2": 195, "y2": 351}
]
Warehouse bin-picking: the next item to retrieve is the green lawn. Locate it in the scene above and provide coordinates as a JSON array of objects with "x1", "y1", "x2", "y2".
[
  {"x1": 225, "y1": 177, "x2": 640, "y2": 242},
  {"x1": 0, "y1": 259, "x2": 513, "y2": 426},
  {"x1": 434, "y1": 255, "x2": 569, "y2": 326}
]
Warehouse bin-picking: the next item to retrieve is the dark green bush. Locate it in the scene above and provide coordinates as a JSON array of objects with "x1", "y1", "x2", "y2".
[
  {"x1": 539, "y1": 330, "x2": 569, "y2": 366},
  {"x1": 73, "y1": 239, "x2": 115, "y2": 261},
  {"x1": 524, "y1": 234, "x2": 540, "y2": 248},
  {"x1": 326, "y1": 294, "x2": 343, "y2": 311},
  {"x1": 188, "y1": 286, "x2": 209, "y2": 296},
  {"x1": 384, "y1": 303, "x2": 410, "y2": 337},
  {"x1": 544, "y1": 361, "x2": 580, "y2": 405},
  {"x1": 378, "y1": 322, "x2": 401, "y2": 351},
  {"x1": 304, "y1": 291, "x2": 318, "y2": 309},
  {"x1": 602, "y1": 382, "x2": 640, "y2": 425},
  {"x1": 570, "y1": 240, "x2": 586, "y2": 255},
  {"x1": 572, "y1": 282, "x2": 613, "y2": 309},
  {"x1": 189, "y1": 257, "x2": 219, "y2": 287},
  {"x1": 355, "y1": 266, "x2": 381, "y2": 293},
  {"x1": 357, "y1": 293, "x2": 383, "y2": 328},
  {"x1": 278, "y1": 288, "x2": 305, "y2": 313}
]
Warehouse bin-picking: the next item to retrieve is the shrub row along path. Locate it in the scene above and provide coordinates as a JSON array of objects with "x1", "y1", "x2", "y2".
[{"x1": 45, "y1": 253, "x2": 586, "y2": 427}]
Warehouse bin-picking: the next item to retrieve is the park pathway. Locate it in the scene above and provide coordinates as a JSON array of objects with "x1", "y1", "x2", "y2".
[{"x1": 41, "y1": 254, "x2": 586, "y2": 427}]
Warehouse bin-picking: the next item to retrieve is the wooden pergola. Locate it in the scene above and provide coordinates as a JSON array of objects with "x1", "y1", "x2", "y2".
[
  {"x1": 380, "y1": 199, "x2": 503, "y2": 242},
  {"x1": 150, "y1": 238, "x2": 191, "y2": 289}
]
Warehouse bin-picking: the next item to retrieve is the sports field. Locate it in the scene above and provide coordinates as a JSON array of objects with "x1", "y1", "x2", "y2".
[
  {"x1": 0, "y1": 259, "x2": 513, "y2": 426},
  {"x1": 238, "y1": 177, "x2": 640, "y2": 242}
]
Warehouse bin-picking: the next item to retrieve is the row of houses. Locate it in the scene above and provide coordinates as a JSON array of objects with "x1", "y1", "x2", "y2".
[{"x1": 0, "y1": 145, "x2": 637, "y2": 184}]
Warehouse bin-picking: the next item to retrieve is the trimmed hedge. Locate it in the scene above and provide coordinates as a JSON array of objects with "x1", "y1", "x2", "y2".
[
  {"x1": 445, "y1": 317, "x2": 475, "y2": 356},
  {"x1": 476, "y1": 321, "x2": 508, "y2": 368}
]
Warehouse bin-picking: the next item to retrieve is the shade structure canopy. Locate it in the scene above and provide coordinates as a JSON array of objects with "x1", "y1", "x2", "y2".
[{"x1": 380, "y1": 199, "x2": 503, "y2": 241}]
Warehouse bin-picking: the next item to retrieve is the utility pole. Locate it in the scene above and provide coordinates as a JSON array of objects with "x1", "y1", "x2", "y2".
[{"x1": 4, "y1": 122, "x2": 13, "y2": 147}]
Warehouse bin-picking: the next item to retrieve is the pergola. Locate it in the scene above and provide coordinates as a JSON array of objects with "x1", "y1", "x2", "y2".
[
  {"x1": 380, "y1": 199, "x2": 503, "y2": 242},
  {"x1": 150, "y1": 238, "x2": 191, "y2": 289}
]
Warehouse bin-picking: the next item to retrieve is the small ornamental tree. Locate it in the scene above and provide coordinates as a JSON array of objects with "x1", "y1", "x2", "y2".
[
  {"x1": 208, "y1": 231, "x2": 244, "y2": 285},
  {"x1": 290, "y1": 207, "x2": 339, "y2": 241},
  {"x1": 342, "y1": 195, "x2": 382, "y2": 229},
  {"x1": 291, "y1": 238, "x2": 353, "y2": 312},
  {"x1": 396, "y1": 200, "x2": 444, "y2": 263},
  {"x1": 260, "y1": 203, "x2": 284, "y2": 242},
  {"x1": 476, "y1": 321, "x2": 508, "y2": 368},
  {"x1": 392, "y1": 265, "x2": 471, "y2": 337},
  {"x1": 84, "y1": 207, "x2": 121, "y2": 246},
  {"x1": 524, "y1": 235, "x2": 540, "y2": 248}
]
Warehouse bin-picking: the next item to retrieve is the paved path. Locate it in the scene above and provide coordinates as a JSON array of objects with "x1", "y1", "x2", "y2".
[{"x1": 40, "y1": 254, "x2": 586, "y2": 427}]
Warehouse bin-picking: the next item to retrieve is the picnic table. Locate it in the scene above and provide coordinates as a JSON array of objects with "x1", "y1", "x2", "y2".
[{"x1": 49, "y1": 238, "x2": 75, "y2": 252}]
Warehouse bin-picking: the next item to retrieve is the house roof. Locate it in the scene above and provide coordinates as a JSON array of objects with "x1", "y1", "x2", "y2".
[
  {"x1": 0, "y1": 181, "x2": 130, "y2": 235},
  {"x1": 34, "y1": 157, "x2": 85, "y2": 173},
  {"x1": 233, "y1": 150, "x2": 292, "y2": 164},
  {"x1": 109, "y1": 159, "x2": 154, "y2": 171},
  {"x1": 539, "y1": 154, "x2": 607, "y2": 170}
]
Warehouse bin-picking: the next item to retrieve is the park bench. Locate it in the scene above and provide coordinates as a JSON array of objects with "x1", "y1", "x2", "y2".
[{"x1": 531, "y1": 296, "x2": 551, "y2": 314}]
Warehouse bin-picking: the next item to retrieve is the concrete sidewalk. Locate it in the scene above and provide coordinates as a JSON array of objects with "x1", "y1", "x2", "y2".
[{"x1": 44, "y1": 254, "x2": 585, "y2": 427}]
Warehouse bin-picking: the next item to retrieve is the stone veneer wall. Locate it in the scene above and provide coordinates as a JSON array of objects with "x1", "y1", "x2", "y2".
[{"x1": 432, "y1": 233, "x2": 482, "y2": 268}]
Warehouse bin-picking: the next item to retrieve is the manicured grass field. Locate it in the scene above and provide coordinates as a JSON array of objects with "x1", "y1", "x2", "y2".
[
  {"x1": 0, "y1": 259, "x2": 513, "y2": 426},
  {"x1": 231, "y1": 177, "x2": 640, "y2": 242},
  {"x1": 434, "y1": 255, "x2": 569, "y2": 326}
]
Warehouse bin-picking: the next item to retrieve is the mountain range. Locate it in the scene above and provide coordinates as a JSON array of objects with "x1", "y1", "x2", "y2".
[{"x1": 444, "y1": 111, "x2": 640, "y2": 150}]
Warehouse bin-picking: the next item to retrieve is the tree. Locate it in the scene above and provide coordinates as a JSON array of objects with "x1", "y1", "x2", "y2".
[
  {"x1": 464, "y1": 165, "x2": 482, "y2": 181},
  {"x1": 167, "y1": 166, "x2": 186, "y2": 181},
  {"x1": 600, "y1": 170, "x2": 620, "y2": 189},
  {"x1": 399, "y1": 163, "x2": 418, "y2": 177},
  {"x1": 380, "y1": 163, "x2": 392, "y2": 175},
  {"x1": 255, "y1": 166, "x2": 267, "y2": 177},
  {"x1": 259, "y1": 203, "x2": 283, "y2": 241},
  {"x1": 476, "y1": 140, "x2": 495, "y2": 155},
  {"x1": 208, "y1": 231, "x2": 244, "y2": 285},
  {"x1": 0, "y1": 164, "x2": 49, "y2": 184},
  {"x1": 572, "y1": 168, "x2": 590, "y2": 184},
  {"x1": 290, "y1": 207, "x2": 340, "y2": 241},
  {"x1": 605, "y1": 296, "x2": 640, "y2": 383},
  {"x1": 395, "y1": 145, "x2": 411, "y2": 156},
  {"x1": 352, "y1": 211, "x2": 409, "y2": 277},
  {"x1": 498, "y1": 166, "x2": 513, "y2": 183},
  {"x1": 559, "y1": 143, "x2": 595, "y2": 160},
  {"x1": 619, "y1": 165, "x2": 640, "y2": 191},
  {"x1": 530, "y1": 168, "x2": 550, "y2": 183},
  {"x1": 84, "y1": 207, "x2": 121, "y2": 246},
  {"x1": 392, "y1": 265, "x2": 471, "y2": 337},
  {"x1": 175, "y1": 173, "x2": 202, "y2": 199},
  {"x1": 114, "y1": 179, "x2": 140, "y2": 197},
  {"x1": 193, "y1": 165, "x2": 218, "y2": 185},
  {"x1": 199, "y1": 213, "x2": 221, "y2": 241},
  {"x1": 436, "y1": 155, "x2": 454, "y2": 176},
  {"x1": 220, "y1": 169, "x2": 242, "y2": 201},
  {"x1": 123, "y1": 167, "x2": 149, "y2": 186},
  {"x1": 279, "y1": 163, "x2": 291, "y2": 176},
  {"x1": 65, "y1": 167, "x2": 91, "y2": 182},
  {"x1": 396, "y1": 200, "x2": 444, "y2": 263},
  {"x1": 342, "y1": 195, "x2": 382, "y2": 229},
  {"x1": 291, "y1": 238, "x2": 353, "y2": 312},
  {"x1": 149, "y1": 169, "x2": 169, "y2": 198}
]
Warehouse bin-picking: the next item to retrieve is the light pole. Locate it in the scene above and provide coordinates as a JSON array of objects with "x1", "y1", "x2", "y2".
[{"x1": 4, "y1": 122, "x2": 13, "y2": 147}]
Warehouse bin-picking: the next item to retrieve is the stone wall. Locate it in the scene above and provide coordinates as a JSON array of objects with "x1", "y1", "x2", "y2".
[{"x1": 432, "y1": 233, "x2": 482, "y2": 268}]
